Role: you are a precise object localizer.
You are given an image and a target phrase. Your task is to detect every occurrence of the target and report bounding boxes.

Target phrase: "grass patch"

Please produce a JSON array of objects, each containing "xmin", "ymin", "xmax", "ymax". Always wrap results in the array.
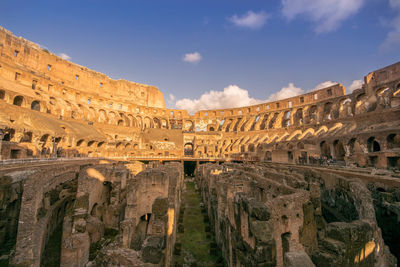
[{"xmin": 173, "ymin": 181, "xmax": 221, "ymax": 266}]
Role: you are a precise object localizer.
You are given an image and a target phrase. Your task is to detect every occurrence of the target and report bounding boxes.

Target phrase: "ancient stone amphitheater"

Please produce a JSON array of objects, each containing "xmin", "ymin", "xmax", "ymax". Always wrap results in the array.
[{"xmin": 0, "ymin": 26, "xmax": 399, "ymax": 267}]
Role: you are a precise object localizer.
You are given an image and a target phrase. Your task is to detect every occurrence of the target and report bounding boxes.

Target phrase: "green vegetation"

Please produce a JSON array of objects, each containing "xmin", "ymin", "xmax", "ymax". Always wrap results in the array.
[{"xmin": 173, "ymin": 181, "xmax": 221, "ymax": 266}]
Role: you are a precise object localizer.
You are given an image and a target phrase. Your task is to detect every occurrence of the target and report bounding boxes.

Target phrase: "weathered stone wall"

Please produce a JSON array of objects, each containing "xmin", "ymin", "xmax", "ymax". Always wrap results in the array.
[
  {"xmin": 196, "ymin": 162, "xmax": 398, "ymax": 267},
  {"xmin": 0, "ymin": 27, "xmax": 399, "ymax": 170}
]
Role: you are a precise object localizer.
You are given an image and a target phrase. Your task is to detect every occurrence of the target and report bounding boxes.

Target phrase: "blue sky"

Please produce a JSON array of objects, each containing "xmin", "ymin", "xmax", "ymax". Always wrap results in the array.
[{"xmin": 1, "ymin": 0, "xmax": 399, "ymax": 113}]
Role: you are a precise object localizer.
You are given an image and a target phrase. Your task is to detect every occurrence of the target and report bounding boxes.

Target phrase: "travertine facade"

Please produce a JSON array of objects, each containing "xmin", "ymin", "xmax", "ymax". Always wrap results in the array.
[{"xmin": 0, "ymin": 26, "xmax": 399, "ymax": 267}]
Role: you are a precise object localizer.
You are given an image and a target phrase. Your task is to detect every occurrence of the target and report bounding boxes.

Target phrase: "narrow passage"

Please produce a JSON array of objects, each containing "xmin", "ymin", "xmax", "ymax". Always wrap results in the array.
[{"xmin": 173, "ymin": 180, "xmax": 223, "ymax": 266}]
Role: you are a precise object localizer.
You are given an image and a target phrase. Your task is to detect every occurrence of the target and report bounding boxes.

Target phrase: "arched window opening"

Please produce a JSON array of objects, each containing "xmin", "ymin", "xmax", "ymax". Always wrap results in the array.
[
  {"xmin": 333, "ymin": 140, "xmax": 346, "ymax": 161},
  {"xmin": 20, "ymin": 132, "xmax": 32, "ymax": 143},
  {"xmin": 367, "ymin": 137, "xmax": 380, "ymax": 152},
  {"xmin": 320, "ymin": 141, "xmax": 331, "ymax": 158},
  {"xmin": 387, "ymin": 134, "xmax": 400, "ymax": 149},
  {"xmin": 184, "ymin": 143, "xmax": 194, "ymax": 156},
  {"xmin": 76, "ymin": 139, "xmax": 84, "ymax": 147},
  {"xmin": 31, "ymin": 100, "xmax": 40, "ymax": 111},
  {"xmin": 13, "ymin": 95, "xmax": 24, "ymax": 106}
]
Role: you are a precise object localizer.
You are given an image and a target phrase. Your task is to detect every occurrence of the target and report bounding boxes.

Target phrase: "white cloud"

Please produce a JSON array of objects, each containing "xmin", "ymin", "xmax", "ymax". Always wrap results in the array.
[
  {"xmin": 183, "ymin": 52, "xmax": 202, "ymax": 64},
  {"xmin": 281, "ymin": 0, "xmax": 365, "ymax": 33},
  {"xmin": 166, "ymin": 94, "xmax": 176, "ymax": 108},
  {"xmin": 347, "ymin": 79, "xmax": 363, "ymax": 93},
  {"xmin": 173, "ymin": 81, "xmax": 343, "ymax": 114},
  {"xmin": 380, "ymin": 0, "xmax": 400, "ymax": 51},
  {"xmin": 312, "ymin": 81, "xmax": 338, "ymax": 91},
  {"xmin": 175, "ymin": 85, "xmax": 264, "ymax": 114},
  {"xmin": 266, "ymin": 83, "xmax": 304, "ymax": 101},
  {"xmin": 59, "ymin": 53, "xmax": 71, "ymax": 60},
  {"xmin": 228, "ymin": 10, "xmax": 269, "ymax": 29}
]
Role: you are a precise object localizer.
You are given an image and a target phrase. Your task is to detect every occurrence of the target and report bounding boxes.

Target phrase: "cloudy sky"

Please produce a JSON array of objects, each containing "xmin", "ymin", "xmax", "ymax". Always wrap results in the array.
[{"xmin": 1, "ymin": 0, "xmax": 399, "ymax": 113}]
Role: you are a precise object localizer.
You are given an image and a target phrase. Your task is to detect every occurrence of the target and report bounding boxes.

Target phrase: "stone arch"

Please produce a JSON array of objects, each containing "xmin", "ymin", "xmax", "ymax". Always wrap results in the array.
[
  {"xmin": 98, "ymin": 109, "xmax": 107, "ymax": 123},
  {"xmin": 127, "ymin": 114, "xmax": 137, "ymax": 127},
  {"xmin": 184, "ymin": 143, "xmax": 194, "ymax": 156},
  {"xmin": 116, "ymin": 142, "xmax": 123, "ymax": 149},
  {"xmin": 376, "ymin": 87, "xmax": 391, "ymax": 109},
  {"xmin": 268, "ymin": 113, "xmax": 279, "ymax": 129},
  {"xmin": 391, "ymin": 83, "xmax": 400, "ymax": 108},
  {"xmin": 309, "ymin": 105, "xmax": 317, "ymax": 124},
  {"xmin": 333, "ymin": 140, "xmax": 345, "ymax": 160},
  {"xmin": 348, "ymin": 138, "xmax": 357, "ymax": 155},
  {"xmin": 76, "ymin": 139, "xmax": 85, "ymax": 147},
  {"xmin": 143, "ymin": 117, "xmax": 153, "ymax": 129},
  {"xmin": 297, "ymin": 142, "xmax": 304, "ymax": 149},
  {"xmin": 161, "ymin": 119, "xmax": 169, "ymax": 129},
  {"xmin": 88, "ymin": 107, "xmax": 96, "ymax": 121},
  {"xmin": 282, "ymin": 111, "xmax": 291, "ymax": 128},
  {"xmin": 13, "ymin": 95, "xmax": 24, "ymax": 106},
  {"xmin": 31, "ymin": 100, "xmax": 41, "ymax": 111},
  {"xmin": 97, "ymin": 142, "xmax": 105, "ymax": 148},
  {"xmin": 320, "ymin": 141, "xmax": 331, "ymax": 157},
  {"xmin": 153, "ymin": 117, "xmax": 161, "ymax": 128},
  {"xmin": 323, "ymin": 102, "xmax": 333, "ymax": 120},
  {"xmin": 339, "ymin": 98, "xmax": 352, "ymax": 118},
  {"xmin": 294, "ymin": 108, "xmax": 303, "ymax": 126},
  {"xmin": 387, "ymin": 133, "xmax": 400, "ymax": 149},
  {"xmin": 355, "ymin": 93, "xmax": 367, "ymax": 114},
  {"xmin": 136, "ymin": 116, "xmax": 143, "ymax": 129},
  {"xmin": 108, "ymin": 111, "xmax": 117, "ymax": 125},
  {"xmin": 0, "ymin": 89, "xmax": 6, "ymax": 101},
  {"xmin": 3, "ymin": 129, "xmax": 15, "ymax": 141},
  {"xmin": 87, "ymin": 140, "xmax": 96, "ymax": 147},
  {"xmin": 20, "ymin": 132, "xmax": 33, "ymax": 143},
  {"xmin": 367, "ymin": 136, "xmax": 380, "ymax": 152},
  {"xmin": 264, "ymin": 151, "xmax": 272, "ymax": 161}
]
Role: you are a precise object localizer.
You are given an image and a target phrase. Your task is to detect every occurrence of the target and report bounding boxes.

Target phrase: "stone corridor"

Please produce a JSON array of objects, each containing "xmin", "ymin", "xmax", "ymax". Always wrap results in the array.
[{"xmin": 173, "ymin": 180, "xmax": 223, "ymax": 266}]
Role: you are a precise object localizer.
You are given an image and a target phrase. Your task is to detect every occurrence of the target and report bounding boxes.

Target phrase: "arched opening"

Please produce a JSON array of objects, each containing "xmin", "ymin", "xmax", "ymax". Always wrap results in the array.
[
  {"xmin": 20, "ymin": 132, "xmax": 32, "ymax": 143},
  {"xmin": 0, "ymin": 90, "xmax": 5, "ymax": 100},
  {"xmin": 333, "ymin": 140, "xmax": 345, "ymax": 161},
  {"xmin": 13, "ymin": 95, "xmax": 24, "ymax": 106},
  {"xmin": 143, "ymin": 117, "xmax": 152, "ymax": 129},
  {"xmin": 367, "ymin": 137, "xmax": 380, "ymax": 152},
  {"xmin": 264, "ymin": 151, "xmax": 272, "ymax": 161},
  {"xmin": 76, "ymin": 139, "xmax": 85, "ymax": 147},
  {"xmin": 87, "ymin": 141, "xmax": 95, "ymax": 147},
  {"xmin": 294, "ymin": 109, "xmax": 303, "ymax": 126},
  {"xmin": 117, "ymin": 119, "xmax": 124, "ymax": 126},
  {"xmin": 387, "ymin": 134, "xmax": 400, "ymax": 149},
  {"xmin": 209, "ymin": 126, "xmax": 215, "ymax": 131},
  {"xmin": 268, "ymin": 113, "xmax": 278, "ymax": 129},
  {"xmin": 323, "ymin": 102, "xmax": 333, "ymax": 120},
  {"xmin": 116, "ymin": 142, "xmax": 123, "ymax": 149},
  {"xmin": 309, "ymin": 105, "xmax": 317, "ymax": 123},
  {"xmin": 3, "ymin": 129, "xmax": 15, "ymax": 141},
  {"xmin": 320, "ymin": 141, "xmax": 331, "ymax": 158},
  {"xmin": 348, "ymin": 138, "xmax": 356, "ymax": 155},
  {"xmin": 184, "ymin": 143, "xmax": 194, "ymax": 156},
  {"xmin": 98, "ymin": 110, "xmax": 107, "ymax": 123},
  {"xmin": 31, "ymin": 100, "xmax": 40, "ymax": 111},
  {"xmin": 282, "ymin": 111, "xmax": 291, "ymax": 128}
]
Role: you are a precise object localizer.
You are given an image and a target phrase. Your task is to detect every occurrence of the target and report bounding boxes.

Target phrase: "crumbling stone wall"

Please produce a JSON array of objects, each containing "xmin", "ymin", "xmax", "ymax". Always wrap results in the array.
[
  {"xmin": 0, "ymin": 26, "xmax": 399, "ymax": 170},
  {"xmin": 196, "ymin": 162, "xmax": 397, "ymax": 267}
]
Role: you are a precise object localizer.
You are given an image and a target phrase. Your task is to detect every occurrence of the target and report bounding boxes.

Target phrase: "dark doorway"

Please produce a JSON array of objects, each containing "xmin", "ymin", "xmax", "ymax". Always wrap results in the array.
[
  {"xmin": 184, "ymin": 161, "xmax": 196, "ymax": 177},
  {"xmin": 281, "ymin": 232, "xmax": 291, "ymax": 256}
]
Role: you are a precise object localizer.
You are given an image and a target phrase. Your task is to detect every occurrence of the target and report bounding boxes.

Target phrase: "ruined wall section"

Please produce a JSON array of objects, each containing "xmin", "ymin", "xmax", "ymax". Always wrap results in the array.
[
  {"xmin": 196, "ymin": 162, "xmax": 397, "ymax": 267},
  {"xmin": 0, "ymin": 26, "xmax": 165, "ymax": 108}
]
